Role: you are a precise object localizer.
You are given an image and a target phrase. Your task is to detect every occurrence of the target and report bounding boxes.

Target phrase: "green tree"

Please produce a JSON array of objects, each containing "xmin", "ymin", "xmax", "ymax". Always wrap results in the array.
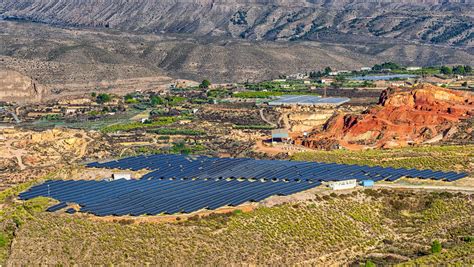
[
  {"xmin": 96, "ymin": 93, "xmax": 112, "ymax": 104},
  {"xmin": 150, "ymin": 95, "xmax": 164, "ymax": 106},
  {"xmin": 124, "ymin": 94, "xmax": 138, "ymax": 104},
  {"xmin": 431, "ymin": 240, "xmax": 442, "ymax": 254},
  {"xmin": 91, "ymin": 92, "xmax": 97, "ymax": 97},
  {"xmin": 309, "ymin": 71, "xmax": 323, "ymax": 79},
  {"xmin": 440, "ymin": 66, "xmax": 452, "ymax": 75},
  {"xmin": 381, "ymin": 62, "xmax": 400, "ymax": 70},
  {"xmin": 372, "ymin": 64, "xmax": 381, "ymax": 71},
  {"xmin": 199, "ymin": 79, "xmax": 211, "ymax": 89},
  {"xmin": 462, "ymin": 81, "xmax": 468, "ymax": 87},
  {"xmin": 452, "ymin": 65, "xmax": 466, "ymax": 75},
  {"xmin": 364, "ymin": 260, "xmax": 376, "ymax": 267},
  {"xmin": 464, "ymin": 65, "xmax": 472, "ymax": 73},
  {"xmin": 324, "ymin": 67, "xmax": 332, "ymax": 75}
]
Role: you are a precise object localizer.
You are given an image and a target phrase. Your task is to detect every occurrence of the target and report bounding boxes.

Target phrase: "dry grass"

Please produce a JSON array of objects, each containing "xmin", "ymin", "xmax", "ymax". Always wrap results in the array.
[{"xmin": 3, "ymin": 190, "xmax": 473, "ymax": 265}]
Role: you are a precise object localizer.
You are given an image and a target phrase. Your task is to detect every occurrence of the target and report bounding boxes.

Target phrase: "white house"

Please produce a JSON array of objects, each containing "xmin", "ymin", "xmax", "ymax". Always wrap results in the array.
[
  {"xmin": 327, "ymin": 179, "xmax": 357, "ymax": 190},
  {"xmin": 112, "ymin": 173, "xmax": 132, "ymax": 180}
]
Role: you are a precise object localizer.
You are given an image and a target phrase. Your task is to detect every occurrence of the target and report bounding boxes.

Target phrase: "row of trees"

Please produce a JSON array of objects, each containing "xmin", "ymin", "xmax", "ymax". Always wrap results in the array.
[
  {"xmin": 440, "ymin": 65, "xmax": 472, "ymax": 75},
  {"xmin": 372, "ymin": 62, "xmax": 401, "ymax": 71},
  {"xmin": 309, "ymin": 67, "xmax": 333, "ymax": 78}
]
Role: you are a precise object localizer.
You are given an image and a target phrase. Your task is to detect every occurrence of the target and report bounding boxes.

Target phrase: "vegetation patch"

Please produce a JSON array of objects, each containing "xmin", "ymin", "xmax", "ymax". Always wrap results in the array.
[
  {"xmin": 100, "ymin": 116, "xmax": 182, "ymax": 133},
  {"xmin": 3, "ymin": 191, "xmax": 472, "ymax": 265},
  {"xmin": 292, "ymin": 145, "xmax": 474, "ymax": 172}
]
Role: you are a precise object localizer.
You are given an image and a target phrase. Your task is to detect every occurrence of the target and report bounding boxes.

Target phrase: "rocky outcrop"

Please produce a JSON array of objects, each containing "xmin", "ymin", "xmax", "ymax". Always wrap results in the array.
[
  {"xmin": 0, "ymin": 70, "xmax": 45, "ymax": 103},
  {"xmin": 0, "ymin": 128, "xmax": 111, "ymax": 171},
  {"xmin": 295, "ymin": 84, "xmax": 474, "ymax": 150}
]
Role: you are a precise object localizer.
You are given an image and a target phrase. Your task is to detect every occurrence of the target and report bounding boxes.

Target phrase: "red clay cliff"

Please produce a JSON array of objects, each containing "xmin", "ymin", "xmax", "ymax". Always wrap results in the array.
[{"xmin": 295, "ymin": 84, "xmax": 474, "ymax": 150}]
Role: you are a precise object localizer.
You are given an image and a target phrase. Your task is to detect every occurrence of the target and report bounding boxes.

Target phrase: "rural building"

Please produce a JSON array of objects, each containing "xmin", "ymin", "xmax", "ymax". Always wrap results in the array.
[
  {"xmin": 329, "ymin": 70, "xmax": 351, "ymax": 75},
  {"xmin": 271, "ymin": 129, "xmax": 290, "ymax": 142},
  {"xmin": 320, "ymin": 78, "xmax": 334, "ymax": 84},
  {"xmin": 360, "ymin": 67, "xmax": 372, "ymax": 71},
  {"xmin": 390, "ymin": 82, "xmax": 407, "ymax": 87},
  {"xmin": 407, "ymin": 67, "xmax": 421, "ymax": 71},
  {"xmin": 288, "ymin": 73, "xmax": 308, "ymax": 80},
  {"xmin": 327, "ymin": 179, "xmax": 357, "ymax": 190}
]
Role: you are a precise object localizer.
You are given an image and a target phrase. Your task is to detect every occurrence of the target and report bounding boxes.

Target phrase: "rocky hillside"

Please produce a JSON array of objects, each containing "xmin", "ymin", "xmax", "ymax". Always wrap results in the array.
[
  {"xmin": 296, "ymin": 84, "xmax": 474, "ymax": 150},
  {"xmin": 1, "ymin": 0, "xmax": 473, "ymax": 47},
  {"xmin": 1, "ymin": 20, "xmax": 473, "ymax": 86},
  {"xmin": 0, "ymin": 70, "xmax": 44, "ymax": 103}
]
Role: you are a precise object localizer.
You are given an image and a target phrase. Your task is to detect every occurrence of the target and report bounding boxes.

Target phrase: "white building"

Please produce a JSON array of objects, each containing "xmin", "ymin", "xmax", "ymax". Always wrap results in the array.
[
  {"xmin": 327, "ymin": 179, "xmax": 357, "ymax": 190},
  {"xmin": 320, "ymin": 78, "xmax": 334, "ymax": 84},
  {"xmin": 112, "ymin": 173, "xmax": 132, "ymax": 180},
  {"xmin": 407, "ymin": 67, "xmax": 421, "ymax": 71},
  {"xmin": 360, "ymin": 67, "xmax": 372, "ymax": 71}
]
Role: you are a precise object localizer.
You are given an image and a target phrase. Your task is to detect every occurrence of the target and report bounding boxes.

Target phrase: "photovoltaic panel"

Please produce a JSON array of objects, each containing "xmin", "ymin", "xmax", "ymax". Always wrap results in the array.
[
  {"xmin": 19, "ymin": 178, "xmax": 322, "ymax": 216},
  {"xmin": 86, "ymin": 154, "xmax": 468, "ymax": 183},
  {"xmin": 19, "ymin": 155, "xmax": 468, "ymax": 217}
]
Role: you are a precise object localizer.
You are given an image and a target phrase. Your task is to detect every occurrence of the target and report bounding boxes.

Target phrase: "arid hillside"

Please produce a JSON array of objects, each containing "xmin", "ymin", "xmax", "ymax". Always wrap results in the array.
[
  {"xmin": 1, "ymin": 20, "xmax": 473, "ymax": 88},
  {"xmin": 296, "ymin": 84, "xmax": 474, "ymax": 150},
  {"xmin": 3, "ymin": 189, "xmax": 473, "ymax": 265},
  {"xmin": 1, "ymin": 0, "xmax": 472, "ymax": 47}
]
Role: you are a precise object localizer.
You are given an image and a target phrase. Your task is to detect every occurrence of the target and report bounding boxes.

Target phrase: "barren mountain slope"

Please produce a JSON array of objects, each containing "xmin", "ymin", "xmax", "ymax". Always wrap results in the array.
[
  {"xmin": 1, "ymin": 0, "xmax": 473, "ymax": 47},
  {"xmin": 1, "ymin": 20, "xmax": 473, "ymax": 88}
]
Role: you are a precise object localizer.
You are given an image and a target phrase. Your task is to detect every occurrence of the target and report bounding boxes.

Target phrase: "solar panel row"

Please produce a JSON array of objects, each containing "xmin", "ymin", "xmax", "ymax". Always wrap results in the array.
[
  {"xmin": 86, "ymin": 154, "xmax": 468, "ymax": 182},
  {"xmin": 19, "ymin": 178, "xmax": 321, "ymax": 216}
]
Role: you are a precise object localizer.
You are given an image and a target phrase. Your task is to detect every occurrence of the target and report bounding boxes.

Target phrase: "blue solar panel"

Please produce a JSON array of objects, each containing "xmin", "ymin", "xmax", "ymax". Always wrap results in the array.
[
  {"xmin": 20, "ymin": 177, "xmax": 323, "ymax": 216},
  {"xmin": 24, "ymin": 155, "xmax": 469, "ymax": 216}
]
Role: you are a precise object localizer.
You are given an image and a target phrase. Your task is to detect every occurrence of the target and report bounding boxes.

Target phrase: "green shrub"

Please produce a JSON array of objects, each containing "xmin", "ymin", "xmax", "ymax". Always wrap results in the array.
[
  {"xmin": 431, "ymin": 240, "xmax": 442, "ymax": 253},
  {"xmin": 100, "ymin": 116, "xmax": 180, "ymax": 133},
  {"xmin": 199, "ymin": 79, "xmax": 211, "ymax": 89},
  {"xmin": 232, "ymin": 210, "xmax": 243, "ymax": 215},
  {"xmin": 364, "ymin": 260, "xmax": 376, "ymax": 267},
  {"xmin": 0, "ymin": 233, "xmax": 7, "ymax": 248},
  {"xmin": 96, "ymin": 93, "xmax": 112, "ymax": 104}
]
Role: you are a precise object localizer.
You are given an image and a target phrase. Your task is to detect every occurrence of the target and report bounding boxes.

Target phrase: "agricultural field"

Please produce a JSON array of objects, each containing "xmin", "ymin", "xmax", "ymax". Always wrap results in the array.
[
  {"xmin": 0, "ymin": 187, "xmax": 472, "ymax": 265},
  {"xmin": 27, "ymin": 109, "xmax": 145, "ymax": 131}
]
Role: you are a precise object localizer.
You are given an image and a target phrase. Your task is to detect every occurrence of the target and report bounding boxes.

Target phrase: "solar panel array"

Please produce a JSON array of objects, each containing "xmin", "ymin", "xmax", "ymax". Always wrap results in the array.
[
  {"xmin": 19, "ymin": 178, "xmax": 320, "ymax": 216},
  {"xmin": 19, "ymin": 154, "xmax": 468, "ymax": 216},
  {"xmin": 87, "ymin": 154, "xmax": 468, "ymax": 182},
  {"xmin": 268, "ymin": 95, "xmax": 350, "ymax": 106}
]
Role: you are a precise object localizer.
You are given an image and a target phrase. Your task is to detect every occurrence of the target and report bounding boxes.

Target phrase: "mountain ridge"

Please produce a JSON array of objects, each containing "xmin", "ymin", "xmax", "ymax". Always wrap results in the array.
[{"xmin": 1, "ymin": 0, "xmax": 472, "ymax": 47}]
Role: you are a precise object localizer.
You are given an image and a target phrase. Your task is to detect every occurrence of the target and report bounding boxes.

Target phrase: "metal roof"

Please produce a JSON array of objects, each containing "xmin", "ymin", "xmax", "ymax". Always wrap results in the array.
[
  {"xmin": 271, "ymin": 129, "xmax": 289, "ymax": 139},
  {"xmin": 268, "ymin": 95, "xmax": 350, "ymax": 106}
]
